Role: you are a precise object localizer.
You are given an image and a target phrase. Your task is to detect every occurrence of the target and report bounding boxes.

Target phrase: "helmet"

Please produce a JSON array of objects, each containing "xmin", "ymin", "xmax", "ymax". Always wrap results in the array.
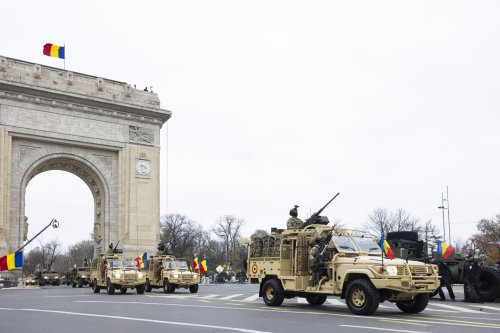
[{"xmin": 289, "ymin": 205, "xmax": 299, "ymax": 217}]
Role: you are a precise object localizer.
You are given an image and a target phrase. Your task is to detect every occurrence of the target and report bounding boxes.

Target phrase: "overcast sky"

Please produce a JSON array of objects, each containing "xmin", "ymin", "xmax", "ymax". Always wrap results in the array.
[{"xmin": 2, "ymin": 1, "xmax": 499, "ymax": 252}]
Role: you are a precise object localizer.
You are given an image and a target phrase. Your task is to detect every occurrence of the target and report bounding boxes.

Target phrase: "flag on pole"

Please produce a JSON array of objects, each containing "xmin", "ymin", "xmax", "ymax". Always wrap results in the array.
[
  {"xmin": 437, "ymin": 240, "xmax": 455, "ymax": 259},
  {"xmin": 192, "ymin": 257, "xmax": 199, "ymax": 272},
  {"xmin": 200, "ymin": 258, "xmax": 208, "ymax": 273},
  {"xmin": 43, "ymin": 43, "xmax": 65, "ymax": 59},
  {"xmin": 379, "ymin": 235, "xmax": 395, "ymax": 259},
  {"xmin": 134, "ymin": 252, "xmax": 147, "ymax": 269},
  {"xmin": 0, "ymin": 251, "xmax": 23, "ymax": 271}
]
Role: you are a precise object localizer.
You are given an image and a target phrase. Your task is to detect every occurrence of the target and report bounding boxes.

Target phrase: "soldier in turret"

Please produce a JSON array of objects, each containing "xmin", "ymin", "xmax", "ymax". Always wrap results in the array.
[
  {"xmin": 156, "ymin": 242, "xmax": 166, "ymax": 256},
  {"xmin": 287, "ymin": 205, "xmax": 303, "ymax": 229},
  {"xmin": 107, "ymin": 243, "xmax": 114, "ymax": 254}
]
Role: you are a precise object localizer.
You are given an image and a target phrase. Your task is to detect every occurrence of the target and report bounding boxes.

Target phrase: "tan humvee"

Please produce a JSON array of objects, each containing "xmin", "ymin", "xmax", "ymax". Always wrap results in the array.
[
  {"xmin": 67, "ymin": 267, "xmax": 92, "ymax": 288},
  {"xmin": 36, "ymin": 270, "xmax": 60, "ymax": 286},
  {"xmin": 247, "ymin": 225, "xmax": 440, "ymax": 315},
  {"xmin": 144, "ymin": 255, "xmax": 199, "ymax": 293},
  {"xmin": 90, "ymin": 254, "xmax": 146, "ymax": 295}
]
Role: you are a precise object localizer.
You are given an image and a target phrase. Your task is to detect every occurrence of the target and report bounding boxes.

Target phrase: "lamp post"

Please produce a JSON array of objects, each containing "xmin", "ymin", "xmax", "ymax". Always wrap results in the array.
[{"xmin": 438, "ymin": 193, "xmax": 447, "ymax": 242}]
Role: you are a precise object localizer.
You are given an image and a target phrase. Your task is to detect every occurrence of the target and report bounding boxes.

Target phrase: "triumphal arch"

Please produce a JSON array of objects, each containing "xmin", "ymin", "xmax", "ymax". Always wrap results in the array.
[{"xmin": 0, "ymin": 56, "xmax": 171, "ymax": 256}]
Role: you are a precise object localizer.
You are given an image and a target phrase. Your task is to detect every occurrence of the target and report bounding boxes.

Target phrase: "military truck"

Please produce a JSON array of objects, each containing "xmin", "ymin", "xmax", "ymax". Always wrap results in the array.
[
  {"xmin": 90, "ymin": 254, "xmax": 146, "ymax": 295},
  {"xmin": 144, "ymin": 255, "xmax": 199, "ymax": 293},
  {"xmin": 248, "ymin": 224, "xmax": 440, "ymax": 315},
  {"xmin": 66, "ymin": 266, "xmax": 92, "ymax": 288},
  {"xmin": 386, "ymin": 231, "xmax": 500, "ymax": 302},
  {"xmin": 36, "ymin": 270, "xmax": 60, "ymax": 286}
]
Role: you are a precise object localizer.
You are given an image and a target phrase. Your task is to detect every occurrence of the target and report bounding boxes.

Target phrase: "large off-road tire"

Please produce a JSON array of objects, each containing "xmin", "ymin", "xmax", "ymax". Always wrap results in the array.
[
  {"xmin": 262, "ymin": 279, "xmax": 284, "ymax": 306},
  {"xmin": 189, "ymin": 284, "xmax": 199, "ymax": 294},
  {"xmin": 72, "ymin": 281, "xmax": 76, "ymax": 288},
  {"xmin": 478, "ymin": 266, "xmax": 500, "ymax": 302},
  {"xmin": 386, "ymin": 231, "xmax": 419, "ymax": 241},
  {"xmin": 92, "ymin": 279, "xmax": 100, "ymax": 293},
  {"xmin": 56, "ymin": 280, "xmax": 60, "ymax": 286},
  {"xmin": 145, "ymin": 279, "xmax": 152, "ymax": 292},
  {"xmin": 120, "ymin": 287, "xmax": 127, "ymax": 294},
  {"xmin": 163, "ymin": 279, "xmax": 175, "ymax": 293},
  {"xmin": 345, "ymin": 279, "xmax": 380, "ymax": 315},
  {"xmin": 106, "ymin": 278, "xmax": 115, "ymax": 295},
  {"xmin": 78, "ymin": 278, "xmax": 83, "ymax": 288},
  {"xmin": 396, "ymin": 294, "xmax": 429, "ymax": 313},
  {"xmin": 39, "ymin": 281, "xmax": 45, "ymax": 287},
  {"xmin": 306, "ymin": 294, "xmax": 328, "ymax": 306},
  {"xmin": 136, "ymin": 284, "xmax": 145, "ymax": 294}
]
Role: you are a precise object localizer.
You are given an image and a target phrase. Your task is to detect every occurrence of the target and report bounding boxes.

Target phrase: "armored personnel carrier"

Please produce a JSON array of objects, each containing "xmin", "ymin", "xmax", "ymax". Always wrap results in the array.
[
  {"xmin": 90, "ymin": 254, "xmax": 146, "ymax": 295},
  {"xmin": 144, "ymin": 255, "xmax": 199, "ymax": 293}
]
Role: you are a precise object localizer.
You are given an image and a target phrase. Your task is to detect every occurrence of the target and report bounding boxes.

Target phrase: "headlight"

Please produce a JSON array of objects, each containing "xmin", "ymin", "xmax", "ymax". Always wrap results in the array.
[
  {"xmin": 138, "ymin": 272, "xmax": 143, "ymax": 278},
  {"xmin": 55, "ymin": 277, "xmax": 59, "ymax": 279},
  {"xmin": 114, "ymin": 272, "xmax": 121, "ymax": 279},
  {"xmin": 44, "ymin": 276, "xmax": 48, "ymax": 279},
  {"xmin": 173, "ymin": 274, "xmax": 179, "ymax": 279},
  {"xmin": 81, "ymin": 275, "xmax": 86, "ymax": 278},
  {"xmin": 386, "ymin": 266, "xmax": 398, "ymax": 276},
  {"xmin": 193, "ymin": 274, "xmax": 199, "ymax": 279},
  {"xmin": 371, "ymin": 265, "xmax": 385, "ymax": 274}
]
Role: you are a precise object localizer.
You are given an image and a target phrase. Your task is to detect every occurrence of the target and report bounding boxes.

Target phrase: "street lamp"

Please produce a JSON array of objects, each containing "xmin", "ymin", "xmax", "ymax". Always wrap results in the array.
[{"xmin": 438, "ymin": 193, "xmax": 447, "ymax": 242}]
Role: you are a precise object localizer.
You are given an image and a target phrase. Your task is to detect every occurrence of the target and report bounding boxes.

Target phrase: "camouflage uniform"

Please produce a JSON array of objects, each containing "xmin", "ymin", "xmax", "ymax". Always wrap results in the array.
[
  {"xmin": 287, "ymin": 217, "xmax": 303, "ymax": 229},
  {"xmin": 308, "ymin": 241, "xmax": 322, "ymax": 286}
]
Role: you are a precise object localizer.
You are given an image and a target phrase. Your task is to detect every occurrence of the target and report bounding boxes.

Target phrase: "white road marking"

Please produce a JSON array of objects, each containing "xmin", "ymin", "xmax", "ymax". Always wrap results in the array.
[
  {"xmin": 340, "ymin": 325, "xmax": 427, "ymax": 333},
  {"xmin": 220, "ymin": 293, "xmax": 245, "ymax": 300},
  {"xmin": 469, "ymin": 305, "xmax": 500, "ymax": 312},
  {"xmin": 242, "ymin": 294, "xmax": 260, "ymax": 302},
  {"xmin": 199, "ymin": 294, "xmax": 219, "ymax": 299},
  {"xmin": 0, "ymin": 307, "xmax": 271, "ymax": 333},
  {"xmin": 428, "ymin": 303, "xmax": 488, "ymax": 314},
  {"xmin": 327, "ymin": 298, "xmax": 345, "ymax": 306},
  {"xmin": 73, "ymin": 301, "xmax": 500, "ymax": 329}
]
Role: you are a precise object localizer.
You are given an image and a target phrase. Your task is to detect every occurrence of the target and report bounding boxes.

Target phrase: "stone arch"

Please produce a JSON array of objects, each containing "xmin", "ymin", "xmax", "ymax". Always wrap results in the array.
[{"xmin": 17, "ymin": 153, "xmax": 111, "ymax": 254}]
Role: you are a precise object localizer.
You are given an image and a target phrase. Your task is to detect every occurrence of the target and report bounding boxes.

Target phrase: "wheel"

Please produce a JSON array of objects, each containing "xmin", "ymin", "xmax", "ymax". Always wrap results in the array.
[
  {"xmin": 189, "ymin": 284, "xmax": 199, "ymax": 293},
  {"xmin": 56, "ymin": 281, "xmax": 60, "ymax": 286},
  {"xmin": 136, "ymin": 284, "xmax": 145, "ymax": 294},
  {"xmin": 78, "ymin": 278, "xmax": 83, "ymax": 288},
  {"xmin": 39, "ymin": 281, "xmax": 45, "ymax": 287},
  {"xmin": 145, "ymin": 279, "xmax": 152, "ymax": 292},
  {"xmin": 92, "ymin": 279, "xmax": 100, "ymax": 293},
  {"xmin": 306, "ymin": 294, "xmax": 327, "ymax": 306},
  {"xmin": 396, "ymin": 294, "xmax": 429, "ymax": 313},
  {"xmin": 345, "ymin": 279, "xmax": 380, "ymax": 315},
  {"xmin": 163, "ymin": 279, "xmax": 175, "ymax": 293},
  {"xmin": 106, "ymin": 278, "xmax": 115, "ymax": 295},
  {"xmin": 262, "ymin": 279, "xmax": 284, "ymax": 306},
  {"xmin": 478, "ymin": 266, "xmax": 500, "ymax": 302},
  {"xmin": 120, "ymin": 288, "xmax": 127, "ymax": 294},
  {"xmin": 72, "ymin": 282, "xmax": 76, "ymax": 288}
]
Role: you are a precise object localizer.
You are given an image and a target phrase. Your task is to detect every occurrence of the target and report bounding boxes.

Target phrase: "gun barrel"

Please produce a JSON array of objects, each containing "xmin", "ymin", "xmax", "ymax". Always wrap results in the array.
[{"xmin": 316, "ymin": 192, "xmax": 340, "ymax": 216}]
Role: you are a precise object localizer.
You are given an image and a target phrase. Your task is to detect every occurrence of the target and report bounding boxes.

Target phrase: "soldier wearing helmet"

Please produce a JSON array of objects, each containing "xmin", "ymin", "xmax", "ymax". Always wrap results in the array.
[
  {"xmin": 156, "ymin": 242, "xmax": 166, "ymax": 255},
  {"xmin": 287, "ymin": 205, "xmax": 303, "ymax": 229}
]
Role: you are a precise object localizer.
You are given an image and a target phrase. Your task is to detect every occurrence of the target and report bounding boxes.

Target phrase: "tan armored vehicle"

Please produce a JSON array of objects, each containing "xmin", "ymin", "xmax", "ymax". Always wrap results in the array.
[
  {"xmin": 67, "ymin": 266, "xmax": 92, "ymax": 288},
  {"xmin": 248, "ymin": 223, "xmax": 440, "ymax": 315},
  {"xmin": 36, "ymin": 270, "xmax": 60, "ymax": 286},
  {"xmin": 90, "ymin": 254, "xmax": 146, "ymax": 294},
  {"xmin": 144, "ymin": 255, "xmax": 199, "ymax": 293}
]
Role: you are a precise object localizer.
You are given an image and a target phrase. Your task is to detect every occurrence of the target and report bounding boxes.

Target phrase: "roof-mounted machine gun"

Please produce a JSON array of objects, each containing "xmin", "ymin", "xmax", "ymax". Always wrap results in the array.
[{"xmin": 299, "ymin": 192, "xmax": 340, "ymax": 229}]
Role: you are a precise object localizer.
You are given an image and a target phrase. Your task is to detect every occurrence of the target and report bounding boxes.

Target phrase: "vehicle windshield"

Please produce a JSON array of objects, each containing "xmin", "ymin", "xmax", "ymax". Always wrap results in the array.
[
  {"xmin": 332, "ymin": 235, "xmax": 358, "ymax": 252},
  {"xmin": 353, "ymin": 236, "xmax": 382, "ymax": 254},
  {"xmin": 77, "ymin": 268, "xmax": 90, "ymax": 272},
  {"xmin": 108, "ymin": 259, "xmax": 136, "ymax": 268},
  {"xmin": 164, "ymin": 260, "xmax": 188, "ymax": 270}
]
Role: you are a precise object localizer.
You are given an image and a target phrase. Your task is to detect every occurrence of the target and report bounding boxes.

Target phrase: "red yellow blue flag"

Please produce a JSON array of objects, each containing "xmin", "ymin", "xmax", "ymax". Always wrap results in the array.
[
  {"xmin": 380, "ymin": 235, "xmax": 395, "ymax": 259},
  {"xmin": 0, "ymin": 251, "xmax": 23, "ymax": 271},
  {"xmin": 43, "ymin": 43, "xmax": 65, "ymax": 59},
  {"xmin": 437, "ymin": 240, "xmax": 455, "ymax": 259}
]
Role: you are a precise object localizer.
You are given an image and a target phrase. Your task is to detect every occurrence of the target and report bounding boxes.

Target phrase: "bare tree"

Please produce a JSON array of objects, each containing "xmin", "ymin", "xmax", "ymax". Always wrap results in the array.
[
  {"xmin": 250, "ymin": 229, "xmax": 268, "ymax": 240},
  {"xmin": 68, "ymin": 239, "xmax": 94, "ymax": 266},
  {"xmin": 160, "ymin": 213, "xmax": 205, "ymax": 258},
  {"xmin": 420, "ymin": 219, "xmax": 442, "ymax": 255},
  {"xmin": 212, "ymin": 215, "xmax": 245, "ymax": 267},
  {"xmin": 390, "ymin": 208, "xmax": 420, "ymax": 233},
  {"xmin": 364, "ymin": 208, "xmax": 391, "ymax": 237}
]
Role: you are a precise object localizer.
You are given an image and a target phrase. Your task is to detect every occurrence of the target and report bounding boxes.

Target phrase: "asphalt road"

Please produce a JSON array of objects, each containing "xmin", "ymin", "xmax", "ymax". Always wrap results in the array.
[{"xmin": 0, "ymin": 283, "xmax": 499, "ymax": 333}]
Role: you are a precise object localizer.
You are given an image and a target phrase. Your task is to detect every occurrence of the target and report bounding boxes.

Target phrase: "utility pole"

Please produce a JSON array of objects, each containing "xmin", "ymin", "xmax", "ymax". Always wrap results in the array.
[
  {"xmin": 446, "ymin": 186, "xmax": 451, "ymax": 244},
  {"xmin": 438, "ymin": 193, "xmax": 446, "ymax": 242}
]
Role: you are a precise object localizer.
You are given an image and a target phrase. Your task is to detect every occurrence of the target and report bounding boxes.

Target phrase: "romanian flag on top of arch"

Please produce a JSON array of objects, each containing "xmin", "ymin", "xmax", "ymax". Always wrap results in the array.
[
  {"xmin": 0, "ymin": 251, "xmax": 23, "ymax": 271},
  {"xmin": 437, "ymin": 240, "xmax": 455, "ymax": 260},
  {"xmin": 43, "ymin": 43, "xmax": 65, "ymax": 59},
  {"xmin": 379, "ymin": 235, "xmax": 395, "ymax": 259}
]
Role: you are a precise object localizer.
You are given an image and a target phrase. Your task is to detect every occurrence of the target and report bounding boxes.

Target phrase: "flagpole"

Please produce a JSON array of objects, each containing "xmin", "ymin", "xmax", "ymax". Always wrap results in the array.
[{"xmin": 63, "ymin": 43, "xmax": 66, "ymax": 70}]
